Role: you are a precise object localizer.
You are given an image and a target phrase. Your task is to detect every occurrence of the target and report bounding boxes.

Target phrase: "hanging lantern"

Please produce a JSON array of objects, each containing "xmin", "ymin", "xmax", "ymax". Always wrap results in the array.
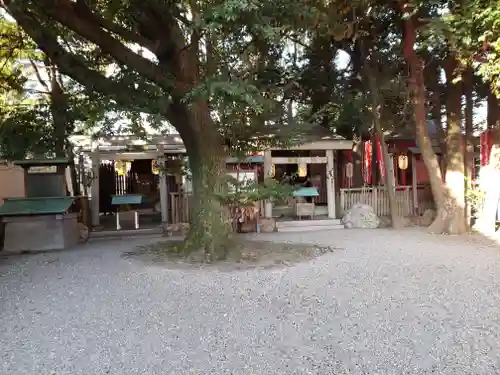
[
  {"xmin": 271, "ymin": 164, "xmax": 276, "ymax": 177},
  {"xmin": 398, "ymin": 154, "xmax": 409, "ymax": 170},
  {"xmin": 115, "ymin": 160, "xmax": 129, "ymax": 176},
  {"xmin": 298, "ymin": 162, "xmax": 307, "ymax": 177},
  {"xmin": 345, "ymin": 162, "xmax": 354, "ymax": 178},
  {"xmin": 152, "ymin": 159, "xmax": 159, "ymax": 175}
]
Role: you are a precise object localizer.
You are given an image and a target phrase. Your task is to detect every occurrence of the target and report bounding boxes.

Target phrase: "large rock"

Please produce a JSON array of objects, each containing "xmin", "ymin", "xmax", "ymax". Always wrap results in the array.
[
  {"xmin": 418, "ymin": 209, "xmax": 436, "ymax": 227},
  {"xmin": 341, "ymin": 204, "xmax": 380, "ymax": 229},
  {"xmin": 259, "ymin": 218, "xmax": 276, "ymax": 233}
]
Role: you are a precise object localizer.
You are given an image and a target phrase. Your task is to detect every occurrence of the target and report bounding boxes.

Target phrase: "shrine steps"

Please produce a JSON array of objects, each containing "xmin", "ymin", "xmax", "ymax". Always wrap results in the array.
[{"xmin": 276, "ymin": 219, "xmax": 344, "ymax": 233}]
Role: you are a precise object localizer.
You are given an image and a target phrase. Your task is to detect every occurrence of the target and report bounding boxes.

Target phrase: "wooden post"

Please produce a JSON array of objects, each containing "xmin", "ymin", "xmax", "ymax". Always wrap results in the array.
[
  {"xmin": 326, "ymin": 149, "xmax": 335, "ymax": 218},
  {"xmin": 116, "ymin": 211, "xmax": 121, "ymax": 230},
  {"xmin": 412, "ymin": 154, "xmax": 418, "ymax": 214},
  {"xmin": 157, "ymin": 144, "xmax": 168, "ymax": 225},
  {"xmin": 90, "ymin": 142, "xmax": 100, "ymax": 227},
  {"xmin": 340, "ymin": 189, "xmax": 345, "ymax": 215},
  {"xmin": 78, "ymin": 150, "xmax": 86, "ymax": 196},
  {"xmin": 263, "ymin": 150, "xmax": 273, "ymax": 218}
]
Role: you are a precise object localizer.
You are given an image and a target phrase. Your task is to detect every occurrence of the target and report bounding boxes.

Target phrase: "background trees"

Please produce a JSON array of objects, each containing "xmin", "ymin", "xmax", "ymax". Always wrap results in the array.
[{"xmin": 2, "ymin": 0, "xmax": 500, "ymax": 251}]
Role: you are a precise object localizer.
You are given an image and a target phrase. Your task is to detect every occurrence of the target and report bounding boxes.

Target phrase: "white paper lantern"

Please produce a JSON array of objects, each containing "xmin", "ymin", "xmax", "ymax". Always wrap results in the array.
[{"xmin": 398, "ymin": 155, "xmax": 409, "ymax": 170}]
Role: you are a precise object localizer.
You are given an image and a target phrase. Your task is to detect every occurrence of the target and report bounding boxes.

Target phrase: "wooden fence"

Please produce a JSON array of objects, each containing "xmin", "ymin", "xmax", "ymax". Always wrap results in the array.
[
  {"xmin": 339, "ymin": 185, "xmax": 434, "ymax": 217},
  {"xmin": 170, "ymin": 192, "xmax": 191, "ymax": 224},
  {"xmin": 169, "ymin": 186, "xmax": 435, "ymax": 224}
]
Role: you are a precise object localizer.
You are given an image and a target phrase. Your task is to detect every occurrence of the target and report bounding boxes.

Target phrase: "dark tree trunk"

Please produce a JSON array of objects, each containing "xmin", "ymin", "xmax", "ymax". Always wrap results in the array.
[
  {"xmin": 464, "ymin": 67, "xmax": 474, "ymax": 225},
  {"xmin": 49, "ymin": 67, "xmax": 69, "ymax": 158},
  {"xmin": 398, "ymin": 2, "xmax": 453, "ymax": 233},
  {"xmin": 408, "ymin": 56, "xmax": 448, "ymax": 229},
  {"xmin": 368, "ymin": 70, "xmax": 402, "ymax": 228},
  {"xmin": 171, "ymin": 100, "xmax": 233, "ymax": 259},
  {"xmin": 49, "ymin": 66, "xmax": 80, "ymax": 194},
  {"xmin": 424, "ymin": 56, "xmax": 446, "ymax": 172},
  {"xmin": 308, "ymin": 33, "xmax": 336, "ymax": 129}
]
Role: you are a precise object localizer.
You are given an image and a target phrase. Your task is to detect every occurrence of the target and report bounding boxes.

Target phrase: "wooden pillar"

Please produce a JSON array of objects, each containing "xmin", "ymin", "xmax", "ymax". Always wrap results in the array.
[
  {"xmin": 158, "ymin": 145, "xmax": 169, "ymax": 225},
  {"xmin": 263, "ymin": 150, "xmax": 273, "ymax": 218},
  {"xmin": 326, "ymin": 149, "xmax": 336, "ymax": 218},
  {"xmin": 412, "ymin": 154, "xmax": 418, "ymax": 214},
  {"xmin": 90, "ymin": 143, "xmax": 100, "ymax": 227},
  {"xmin": 393, "ymin": 156, "xmax": 399, "ymax": 186},
  {"xmin": 78, "ymin": 150, "xmax": 87, "ymax": 196}
]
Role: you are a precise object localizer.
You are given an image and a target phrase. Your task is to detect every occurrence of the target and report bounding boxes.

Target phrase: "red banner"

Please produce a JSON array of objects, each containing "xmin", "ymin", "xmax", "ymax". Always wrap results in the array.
[
  {"xmin": 375, "ymin": 135, "xmax": 385, "ymax": 182},
  {"xmin": 481, "ymin": 131, "xmax": 487, "ymax": 166},
  {"xmin": 362, "ymin": 141, "xmax": 373, "ymax": 185},
  {"xmin": 346, "ymin": 150, "xmax": 353, "ymax": 162},
  {"xmin": 481, "ymin": 129, "xmax": 494, "ymax": 166}
]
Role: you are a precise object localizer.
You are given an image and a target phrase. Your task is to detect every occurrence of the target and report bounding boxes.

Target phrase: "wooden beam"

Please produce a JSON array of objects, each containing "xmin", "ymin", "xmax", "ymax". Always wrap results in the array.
[
  {"xmin": 268, "ymin": 140, "xmax": 353, "ymax": 151},
  {"xmin": 272, "ymin": 156, "xmax": 327, "ymax": 164}
]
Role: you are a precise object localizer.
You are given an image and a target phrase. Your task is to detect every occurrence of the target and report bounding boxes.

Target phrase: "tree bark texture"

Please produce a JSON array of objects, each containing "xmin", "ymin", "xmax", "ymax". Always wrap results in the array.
[
  {"xmin": 464, "ymin": 67, "xmax": 474, "ymax": 225},
  {"xmin": 423, "ymin": 55, "xmax": 446, "ymax": 172},
  {"xmin": 170, "ymin": 100, "xmax": 233, "ymax": 259},
  {"xmin": 399, "ymin": 2, "xmax": 457, "ymax": 233},
  {"xmin": 368, "ymin": 74, "xmax": 402, "ymax": 228},
  {"xmin": 440, "ymin": 57, "xmax": 467, "ymax": 234}
]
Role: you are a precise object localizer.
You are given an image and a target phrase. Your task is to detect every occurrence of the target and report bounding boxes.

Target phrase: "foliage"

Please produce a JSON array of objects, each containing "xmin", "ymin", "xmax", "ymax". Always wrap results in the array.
[
  {"xmin": 219, "ymin": 176, "xmax": 296, "ymax": 207},
  {"xmin": 430, "ymin": 0, "xmax": 500, "ymax": 95},
  {"xmin": 218, "ymin": 174, "xmax": 295, "ymax": 230},
  {"xmin": 465, "ymin": 178, "xmax": 485, "ymax": 217}
]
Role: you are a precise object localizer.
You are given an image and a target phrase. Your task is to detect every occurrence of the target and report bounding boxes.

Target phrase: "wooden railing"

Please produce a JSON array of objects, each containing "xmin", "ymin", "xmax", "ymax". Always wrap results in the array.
[
  {"xmin": 339, "ymin": 186, "xmax": 434, "ymax": 217},
  {"xmin": 170, "ymin": 186, "xmax": 435, "ymax": 224},
  {"xmin": 170, "ymin": 192, "xmax": 191, "ymax": 224}
]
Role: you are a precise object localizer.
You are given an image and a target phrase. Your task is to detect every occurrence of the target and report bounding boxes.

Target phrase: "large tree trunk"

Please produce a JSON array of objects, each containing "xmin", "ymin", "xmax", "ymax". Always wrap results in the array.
[
  {"xmin": 424, "ymin": 55, "xmax": 446, "ymax": 172},
  {"xmin": 440, "ymin": 57, "xmax": 467, "ymax": 234},
  {"xmin": 464, "ymin": 67, "xmax": 474, "ymax": 225},
  {"xmin": 400, "ymin": 3, "xmax": 470, "ymax": 234},
  {"xmin": 399, "ymin": 5, "xmax": 453, "ymax": 233},
  {"xmin": 368, "ymin": 73, "xmax": 402, "ymax": 228},
  {"xmin": 407, "ymin": 56, "xmax": 448, "ymax": 230},
  {"xmin": 172, "ymin": 101, "xmax": 233, "ymax": 260}
]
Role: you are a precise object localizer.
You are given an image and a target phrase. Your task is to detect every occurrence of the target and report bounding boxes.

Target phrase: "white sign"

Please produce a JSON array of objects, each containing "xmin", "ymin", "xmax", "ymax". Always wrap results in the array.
[{"xmin": 28, "ymin": 166, "xmax": 57, "ymax": 174}]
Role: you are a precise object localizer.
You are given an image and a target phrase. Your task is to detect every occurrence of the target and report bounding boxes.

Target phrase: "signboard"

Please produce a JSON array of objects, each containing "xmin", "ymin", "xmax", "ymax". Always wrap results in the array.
[{"xmin": 28, "ymin": 166, "xmax": 57, "ymax": 174}]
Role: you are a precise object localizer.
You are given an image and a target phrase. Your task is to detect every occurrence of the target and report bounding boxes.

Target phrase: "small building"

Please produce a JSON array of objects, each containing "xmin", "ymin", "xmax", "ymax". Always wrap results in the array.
[
  {"xmin": 0, "ymin": 163, "xmax": 25, "ymax": 206},
  {"xmin": 70, "ymin": 128, "xmax": 354, "ymax": 229}
]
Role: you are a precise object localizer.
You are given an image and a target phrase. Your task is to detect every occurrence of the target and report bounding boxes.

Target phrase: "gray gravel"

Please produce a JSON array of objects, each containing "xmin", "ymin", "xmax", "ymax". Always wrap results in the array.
[{"xmin": 2, "ymin": 229, "xmax": 500, "ymax": 374}]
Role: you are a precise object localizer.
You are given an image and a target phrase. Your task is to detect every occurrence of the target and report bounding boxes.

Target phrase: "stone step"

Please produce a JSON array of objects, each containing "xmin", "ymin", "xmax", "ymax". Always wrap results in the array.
[
  {"xmin": 277, "ymin": 224, "xmax": 345, "ymax": 233},
  {"xmin": 276, "ymin": 219, "xmax": 342, "ymax": 228},
  {"xmin": 276, "ymin": 219, "xmax": 344, "ymax": 233}
]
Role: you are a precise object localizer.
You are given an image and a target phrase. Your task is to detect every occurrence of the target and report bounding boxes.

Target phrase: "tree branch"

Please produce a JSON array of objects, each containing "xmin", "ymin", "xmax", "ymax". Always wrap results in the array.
[
  {"xmin": 7, "ymin": 7, "xmax": 171, "ymax": 116},
  {"xmin": 74, "ymin": 0, "xmax": 157, "ymax": 51},
  {"xmin": 37, "ymin": 0, "xmax": 176, "ymax": 92}
]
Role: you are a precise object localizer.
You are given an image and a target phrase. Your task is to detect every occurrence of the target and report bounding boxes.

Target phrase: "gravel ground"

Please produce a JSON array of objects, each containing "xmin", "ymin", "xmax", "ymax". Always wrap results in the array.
[{"xmin": 2, "ymin": 228, "xmax": 500, "ymax": 374}]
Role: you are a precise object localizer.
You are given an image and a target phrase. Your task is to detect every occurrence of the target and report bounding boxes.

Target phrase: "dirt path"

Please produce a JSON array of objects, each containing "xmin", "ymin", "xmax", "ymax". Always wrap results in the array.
[{"xmin": 1, "ymin": 229, "xmax": 500, "ymax": 374}]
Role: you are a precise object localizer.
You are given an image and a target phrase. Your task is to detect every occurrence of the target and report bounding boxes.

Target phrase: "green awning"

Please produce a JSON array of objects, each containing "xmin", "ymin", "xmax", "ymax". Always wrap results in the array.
[
  {"xmin": 14, "ymin": 158, "xmax": 73, "ymax": 167},
  {"xmin": 293, "ymin": 187, "xmax": 319, "ymax": 197},
  {"xmin": 226, "ymin": 156, "xmax": 264, "ymax": 164},
  {"xmin": 111, "ymin": 194, "xmax": 143, "ymax": 205},
  {"xmin": 0, "ymin": 196, "xmax": 76, "ymax": 216}
]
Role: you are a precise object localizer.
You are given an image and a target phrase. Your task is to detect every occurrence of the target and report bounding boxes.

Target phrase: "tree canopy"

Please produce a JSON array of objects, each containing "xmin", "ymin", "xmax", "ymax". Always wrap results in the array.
[{"xmin": 3, "ymin": 0, "xmax": 500, "ymax": 252}]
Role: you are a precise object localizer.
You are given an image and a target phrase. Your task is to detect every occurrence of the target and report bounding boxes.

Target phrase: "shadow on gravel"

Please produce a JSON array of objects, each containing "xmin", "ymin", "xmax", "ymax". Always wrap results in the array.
[{"xmin": 123, "ymin": 239, "xmax": 345, "ymax": 271}]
